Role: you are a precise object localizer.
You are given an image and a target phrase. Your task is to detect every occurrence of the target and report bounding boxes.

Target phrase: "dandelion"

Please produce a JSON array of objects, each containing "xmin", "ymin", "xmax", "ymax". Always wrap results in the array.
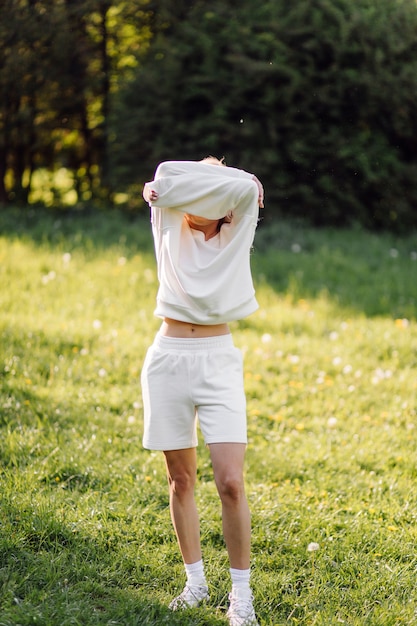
[
  {"xmin": 372, "ymin": 368, "xmax": 393, "ymax": 384},
  {"xmin": 329, "ymin": 331, "xmax": 339, "ymax": 341},
  {"xmin": 291, "ymin": 243, "xmax": 302, "ymax": 253},
  {"xmin": 42, "ymin": 270, "xmax": 56, "ymax": 284},
  {"xmin": 389, "ymin": 248, "xmax": 399, "ymax": 258},
  {"xmin": 62, "ymin": 252, "xmax": 71, "ymax": 264},
  {"xmin": 261, "ymin": 333, "xmax": 272, "ymax": 344},
  {"xmin": 92, "ymin": 319, "xmax": 102, "ymax": 329},
  {"xmin": 307, "ymin": 542, "xmax": 320, "ymax": 574},
  {"xmin": 118, "ymin": 256, "xmax": 127, "ymax": 266},
  {"xmin": 411, "ymin": 251, "xmax": 417, "ymax": 261},
  {"xmin": 327, "ymin": 417, "xmax": 338, "ymax": 428},
  {"xmin": 98, "ymin": 368, "xmax": 107, "ymax": 377}
]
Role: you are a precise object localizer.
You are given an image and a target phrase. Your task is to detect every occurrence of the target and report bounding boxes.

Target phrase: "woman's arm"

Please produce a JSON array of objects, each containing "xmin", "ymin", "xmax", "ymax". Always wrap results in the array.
[
  {"xmin": 144, "ymin": 172, "xmax": 258, "ymax": 221},
  {"xmin": 154, "ymin": 160, "xmax": 253, "ymax": 181},
  {"xmin": 251, "ymin": 174, "xmax": 264, "ymax": 209},
  {"xmin": 143, "ymin": 160, "xmax": 264, "ymax": 215}
]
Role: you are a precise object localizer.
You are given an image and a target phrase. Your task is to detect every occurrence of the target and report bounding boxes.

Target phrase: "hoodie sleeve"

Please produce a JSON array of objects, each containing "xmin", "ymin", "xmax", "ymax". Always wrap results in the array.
[
  {"xmin": 154, "ymin": 160, "xmax": 253, "ymax": 181},
  {"xmin": 147, "ymin": 161, "xmax": 258, "ymax": 221}
]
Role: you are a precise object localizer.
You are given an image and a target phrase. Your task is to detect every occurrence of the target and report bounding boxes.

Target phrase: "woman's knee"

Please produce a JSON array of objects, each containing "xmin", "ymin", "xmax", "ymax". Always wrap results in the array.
[
  {"xmin": 171, "ymin": 471, "xmax": 195, "ymax": 496},
  {"xmin": 164, "ymin": 449, "xmax": 197, "ymax": 498},
  {"xmin": 216, "ymin": 473, "xmax": 245, "ymax": 503},
  {"xmin": 166, "ymin": 463, "xmax": 196, "ymax": 498}
]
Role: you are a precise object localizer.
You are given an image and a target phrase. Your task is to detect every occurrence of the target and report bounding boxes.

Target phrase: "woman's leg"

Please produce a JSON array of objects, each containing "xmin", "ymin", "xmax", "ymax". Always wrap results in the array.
[
  {"xmin": 210, "ymin": 443, "xmax": 258, "ymax": 624},
  {"xmin": 208, "ymin": 443, "xmax": 251, "ymax": 569},
  {"xmin": 164, "ymin": 447, "xmax": 202, "ymax": 564}
]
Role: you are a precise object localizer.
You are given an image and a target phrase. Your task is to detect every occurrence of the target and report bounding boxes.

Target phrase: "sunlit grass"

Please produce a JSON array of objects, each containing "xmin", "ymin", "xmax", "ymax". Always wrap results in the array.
[{"xmin": 1, "ymin": 208, "xmax": 417, "ymax": 625}]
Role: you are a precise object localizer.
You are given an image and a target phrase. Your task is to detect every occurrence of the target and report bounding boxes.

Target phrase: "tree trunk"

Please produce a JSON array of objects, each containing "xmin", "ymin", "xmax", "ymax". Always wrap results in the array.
[
  {"xmin": 0, "ymin": 151, "xmax": 8, "ymax": 204},
  {"xmin": 98, "ymin": 0, "xmax": 111, "ymax": 199}
]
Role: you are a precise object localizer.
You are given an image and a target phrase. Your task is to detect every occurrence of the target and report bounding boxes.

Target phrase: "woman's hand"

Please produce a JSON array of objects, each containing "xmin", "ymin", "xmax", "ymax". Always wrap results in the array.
[
  {"xmin": 252, "ymin": 175, "xmax": 264, "ymax": 208},
  {"xmin": 143, "ymin": 183, "xmax": 159, "ymax": 204}
]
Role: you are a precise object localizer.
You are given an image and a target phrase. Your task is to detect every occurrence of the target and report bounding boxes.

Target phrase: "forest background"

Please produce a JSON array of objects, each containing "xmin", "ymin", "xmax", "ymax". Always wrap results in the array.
[
  {"xmin": 1, "ymin": 0, "xmax": 417, "ymax": 231},
  {"xmin": 2, "ymin": 2, "xmax": 417, "ymax": 624}
]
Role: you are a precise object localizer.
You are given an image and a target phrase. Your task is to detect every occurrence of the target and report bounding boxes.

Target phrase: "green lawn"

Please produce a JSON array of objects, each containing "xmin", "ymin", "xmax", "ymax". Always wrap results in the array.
[{"xmin": 1, "ymin": 207, "xmax": 417, "ymax": 625}]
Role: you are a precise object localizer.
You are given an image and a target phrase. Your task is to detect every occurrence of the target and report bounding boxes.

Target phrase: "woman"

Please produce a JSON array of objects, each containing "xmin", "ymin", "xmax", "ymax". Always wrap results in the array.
[{"xmin": 141, "ymin": 157, "xmax": 264, "ymax": 626}]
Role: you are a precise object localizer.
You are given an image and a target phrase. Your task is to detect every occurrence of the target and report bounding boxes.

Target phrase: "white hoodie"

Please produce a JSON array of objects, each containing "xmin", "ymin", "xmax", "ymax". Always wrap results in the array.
[{"xmin": 146, "ymin": 160, "xmax": 259, "ymax": 325}]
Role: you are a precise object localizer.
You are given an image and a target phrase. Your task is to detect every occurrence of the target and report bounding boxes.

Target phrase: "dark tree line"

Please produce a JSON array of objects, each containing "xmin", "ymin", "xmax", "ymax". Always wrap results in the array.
[
  {"xmin": 2, "ymin": 0, "xmax": 417, "ymax": 230},
  {"xmin": 0, "ymin": 0, "xmax": 151, "ymax": 204}
]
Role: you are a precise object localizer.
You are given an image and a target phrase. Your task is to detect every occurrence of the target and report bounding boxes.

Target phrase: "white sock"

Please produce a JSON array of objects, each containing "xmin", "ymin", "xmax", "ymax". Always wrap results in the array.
[
  {"xmin": 230, "ymin": 567, "xmax": 251, "ymax": 597},
  {"xmin": 185, "ymin": 559, "xmax": 207, "ymax": 587}
]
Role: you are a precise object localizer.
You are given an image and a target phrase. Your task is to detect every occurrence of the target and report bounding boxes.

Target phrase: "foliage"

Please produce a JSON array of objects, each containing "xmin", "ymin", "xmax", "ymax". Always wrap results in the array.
[
  {"xmin": 112, "ymin": 0, "xmax": 417, "ymax": 230},
  {"xmin": 1, "ymin": 207, "xmax": 417, "ymax": 624},
  {"xmin": 0, "ymin": 0, "xmax": 152, "ymax": 205},
  {"xmin": 1, "ymin": 0, "xmax": 417, "ymax": 226}
]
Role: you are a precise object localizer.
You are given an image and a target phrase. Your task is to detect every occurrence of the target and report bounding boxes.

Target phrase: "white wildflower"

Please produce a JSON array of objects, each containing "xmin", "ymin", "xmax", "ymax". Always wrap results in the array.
[{"xmin": 307, "ymin": 542, "xmax": 320, "ymax": 552}]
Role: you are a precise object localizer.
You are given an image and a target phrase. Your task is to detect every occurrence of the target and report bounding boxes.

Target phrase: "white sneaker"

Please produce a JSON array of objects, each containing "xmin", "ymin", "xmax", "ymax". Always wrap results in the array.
[
  {"xmin": 227, "ymin": 591, "xmax": 259, "ymax": 626},
  {"xmin": 169, "ymin": 584, "xmax": 209, "ymax": 610}
]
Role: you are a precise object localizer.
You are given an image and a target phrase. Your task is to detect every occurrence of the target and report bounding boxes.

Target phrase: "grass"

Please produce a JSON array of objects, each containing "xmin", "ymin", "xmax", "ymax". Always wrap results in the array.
[{"xmin": 1, "ymin": 206, "xmax": 417, "ymax": 626}]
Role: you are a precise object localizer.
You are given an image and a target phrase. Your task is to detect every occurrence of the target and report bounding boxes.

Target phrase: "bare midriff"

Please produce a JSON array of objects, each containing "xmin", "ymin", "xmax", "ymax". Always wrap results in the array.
[{"xmin": 161, "ymin": 317, "xmax": 230, "ymax": 338}]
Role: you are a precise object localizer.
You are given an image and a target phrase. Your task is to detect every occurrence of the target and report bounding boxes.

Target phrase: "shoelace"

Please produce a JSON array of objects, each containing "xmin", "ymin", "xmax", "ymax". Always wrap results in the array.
[
  {"xmin": 228, "ymin": 595, "xmax": 256, "ymax": 621},
  {"xmin": 171, "ymin": 584, "xmax": 208, "ymax": 608}
]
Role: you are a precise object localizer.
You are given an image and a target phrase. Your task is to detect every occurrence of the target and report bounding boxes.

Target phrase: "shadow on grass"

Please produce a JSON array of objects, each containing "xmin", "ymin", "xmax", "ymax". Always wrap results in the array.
[
  {"xmin": 0, "ymin": 524, "xmax": 225, "ymax": 626},
  {"xmin": 0, "ymin": 205, "xmax": 155, "ymax": 257},
  {"xmin": 252, "ymin": 219, "xmax": 417, "ymax": 320},
  {"xmin": 2, "ymin": 206, "xmax": 417, "ymax": 320},
  {"xmin": 0, "ymin": 498, "xmax": 227, "ymax": 626}
]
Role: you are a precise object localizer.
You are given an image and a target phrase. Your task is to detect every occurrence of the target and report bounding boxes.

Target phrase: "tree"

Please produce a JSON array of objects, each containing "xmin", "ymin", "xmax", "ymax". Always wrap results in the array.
[
  {"xmin": 0, "ymin": 0, "xmax": 152, "ymax": 205},
  {"xmin": 112, "ymin": 0, "xmax": 417, "ymax": 230}
]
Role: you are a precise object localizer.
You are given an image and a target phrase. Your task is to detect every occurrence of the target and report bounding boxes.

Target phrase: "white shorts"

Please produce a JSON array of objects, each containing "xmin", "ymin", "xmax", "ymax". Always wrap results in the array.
[{"xmin": 141, "ymin": 333, "xmax": 247, "ymax": 450}]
